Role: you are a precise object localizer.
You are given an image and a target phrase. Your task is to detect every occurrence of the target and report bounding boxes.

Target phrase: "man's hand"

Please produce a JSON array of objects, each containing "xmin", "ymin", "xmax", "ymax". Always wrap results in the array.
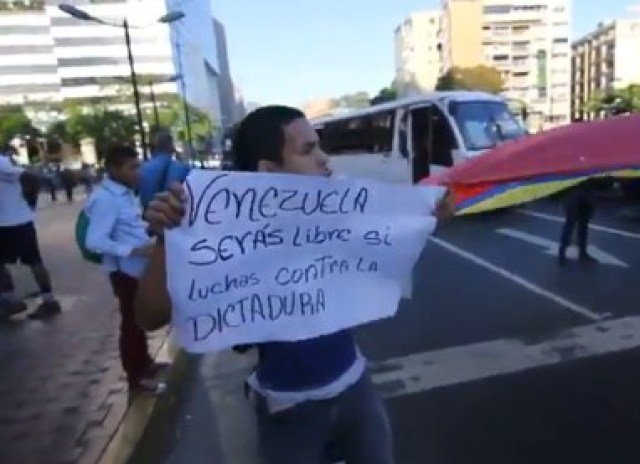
[
  {"xmin": 434, "ymin": 189, "xmax": 456, "ymax": 222},
  {"xmin": 144, "ymin": 182, "xmax": 187, "ymax": 238}
]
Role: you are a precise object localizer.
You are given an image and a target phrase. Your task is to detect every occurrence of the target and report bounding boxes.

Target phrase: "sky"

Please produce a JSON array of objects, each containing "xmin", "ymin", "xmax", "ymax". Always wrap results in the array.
[{"xmin": 210, "ymin": 0, "xmax": 640, "ymax": 107}]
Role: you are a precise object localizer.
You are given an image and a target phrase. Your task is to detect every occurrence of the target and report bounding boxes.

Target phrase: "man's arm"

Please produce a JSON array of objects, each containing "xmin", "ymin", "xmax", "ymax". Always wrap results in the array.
[
  {"xmin": 135, "ymin": 183, "xmax": 186, "ymax": 331},
  {"xmin": 85, "ymin": 196, "xmax": 152, "ymax": 260},
  {"xmin": 135, "ymin": 241, "xmax": 171, "ymax": 331},
  {"xmin": 85, "ymin": 196, "xmax": 135, "ymax": 257}
]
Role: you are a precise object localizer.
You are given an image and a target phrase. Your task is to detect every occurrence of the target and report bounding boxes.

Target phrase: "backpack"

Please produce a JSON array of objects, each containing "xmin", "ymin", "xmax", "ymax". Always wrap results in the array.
[{"xmin": 75, "ymin": 210, "xmax": 102, "ymax": 264}]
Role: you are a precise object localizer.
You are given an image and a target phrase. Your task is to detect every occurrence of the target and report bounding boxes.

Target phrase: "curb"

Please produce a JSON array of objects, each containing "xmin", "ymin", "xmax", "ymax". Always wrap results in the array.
[{"xmin": 97, "ymin": 336, "xmax": 201, "ymax": 464}]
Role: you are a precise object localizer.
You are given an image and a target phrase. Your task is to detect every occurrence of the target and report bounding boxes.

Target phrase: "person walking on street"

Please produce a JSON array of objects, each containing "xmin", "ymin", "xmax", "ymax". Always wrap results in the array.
[
  {"xmin": 84, "ymin": 145, "xmax": 164, "ymax": 393},
  {"xmin": 60, "ymin": 167, "xmax": 76, "ymax": 203},
  {"xmin": 80, "ymin": 162, "xmax": 94, "ymax": 196},
  {"xmin": 43, "ymin": 163, "xmax": 58, "ymax": 202},
  {"xmin": 135, "ymin": 106, "xmax": 455, "ymax": 463},
  {"xmin": 0, "ymin": 148, "xmax": 61, "ymax": 321},
  {"xmin": 558, "ymin": 179, "xmax": 597, "ymax": 265}
]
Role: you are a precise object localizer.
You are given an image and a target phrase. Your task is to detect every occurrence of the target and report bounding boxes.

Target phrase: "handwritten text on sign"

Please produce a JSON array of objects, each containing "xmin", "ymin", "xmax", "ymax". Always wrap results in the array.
[{"xmin": 165, "ymin": 171, "xmax": 445, "ymax": 353}]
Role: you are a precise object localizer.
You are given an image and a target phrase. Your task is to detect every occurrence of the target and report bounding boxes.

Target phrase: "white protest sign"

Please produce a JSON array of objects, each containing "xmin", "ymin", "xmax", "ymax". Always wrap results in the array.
[{"xmin": 165, "ymin": 171, "xmax": 446, "ymax": 353}]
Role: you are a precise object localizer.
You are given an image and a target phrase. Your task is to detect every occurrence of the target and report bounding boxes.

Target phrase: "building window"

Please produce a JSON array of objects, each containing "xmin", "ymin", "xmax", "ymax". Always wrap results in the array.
[
  {"xmin": 61, "ymin": 77, "xmax": 100, "ymax": 87},
  {"xmin": 0, "ymin": 25, "xmax": 50, "ymax": 34},
  {"xmin": 57, "ymin": 56, "xmax": 169, "ymax": 67},
  {"xmin": 0, "ymin": 64, "xmax": 58, "ymax": 76},
  {"xmin": 553, "ymin": 38, "xmax": 569, "ymax": 44},
  {"xmin": 483, "ymin": 5, "xmax": 512, "ymax": 14},
  {"xmin": 0, "ymin": 44, "xmax": 53, "ymax": 54},
  {"xmin": 0, "ymin": 0, "xmax": 44, "ymax": 12},
  {"xmin": 0, "ymin": 83, "xmax": 60, "ymax": 96},
  {"xmin": 54, "ymin": 36, "xmax": 158, "ymax": 47},
  {"xmin": 51, "ymin": 17, "xmax": 124, "ymax": 27}
]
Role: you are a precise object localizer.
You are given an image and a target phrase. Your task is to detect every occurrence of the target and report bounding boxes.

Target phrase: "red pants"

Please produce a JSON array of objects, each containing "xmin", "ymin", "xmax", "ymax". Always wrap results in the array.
[{"xmin": 109, "ymin": 272, "xmax": 153, "ymax": 387}]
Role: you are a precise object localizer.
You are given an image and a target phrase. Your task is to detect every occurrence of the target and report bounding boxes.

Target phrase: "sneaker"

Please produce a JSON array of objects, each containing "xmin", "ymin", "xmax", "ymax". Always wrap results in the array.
[
  {"xmin": 579, "ymin": 253, "xmax": 598, "ymax": 264},
  {"xmin": 28, "ymin": 300, "xmax": 62, "ymax": 320},
  {"xmin": 131, "ymin": 377, "xmax": 167, "ymax": 396},
  {"xmin": 0, "ymin": 300, "xmax": 28, "ymax": 320}
]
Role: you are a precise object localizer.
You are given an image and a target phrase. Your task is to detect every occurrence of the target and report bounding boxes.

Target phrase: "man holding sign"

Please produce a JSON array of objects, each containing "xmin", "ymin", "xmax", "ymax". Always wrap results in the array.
[{"xmin": 136, "ymin": 106, "xmax": 453, "ymax": 464}]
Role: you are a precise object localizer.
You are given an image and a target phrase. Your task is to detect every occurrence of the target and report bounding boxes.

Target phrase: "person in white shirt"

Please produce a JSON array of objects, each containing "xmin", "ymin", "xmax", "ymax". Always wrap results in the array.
[
  {"xmin": 0, "ymin": 147, "xmax": 61, "ymax": 321},
  {"xmin": 84, "ymin": 145, "xmax": 163, "ymax": 393}
]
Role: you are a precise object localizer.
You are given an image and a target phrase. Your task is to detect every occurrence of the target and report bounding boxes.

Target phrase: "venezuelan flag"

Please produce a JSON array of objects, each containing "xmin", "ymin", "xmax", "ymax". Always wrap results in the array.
[{"xmin": 422, "ymin": 114, "xmax": 640, "ymax": 215}]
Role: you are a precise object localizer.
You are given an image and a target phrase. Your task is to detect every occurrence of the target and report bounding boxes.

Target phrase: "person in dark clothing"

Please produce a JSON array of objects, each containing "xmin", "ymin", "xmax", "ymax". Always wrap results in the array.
[
  {"xmin": 558, "ymin": 179, "xmax": 597, "ymax": 265},
  {"xmin": 60, "ymin": 168, "xmax": 76, "ymax": 202}
]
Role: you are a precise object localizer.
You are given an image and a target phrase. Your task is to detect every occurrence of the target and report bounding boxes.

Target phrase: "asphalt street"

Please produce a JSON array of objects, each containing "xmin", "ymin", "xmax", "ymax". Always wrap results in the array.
[
  {"xmin": 158, "ymin": 195, "xmax": 640, "ymax": 464},
  {"xmin": 362, "ymin": 196, "xmax": 640, "ymax": 464}
]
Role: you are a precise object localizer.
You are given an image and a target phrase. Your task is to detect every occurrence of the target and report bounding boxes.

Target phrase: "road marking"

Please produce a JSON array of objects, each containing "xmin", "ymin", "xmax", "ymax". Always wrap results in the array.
[
  {"xmin": 517, "ymin": 209, "xmax": 640, "ymax": 239},
  {"xmin": 372, "ymin": 316, "xmax": 640, "ymax": 399},
  {"xmin": 497, "ymin": 227, "xmax": 629, "ymax": 268},
  {"xmin": 430, "ymin": 237, "xmax": 607, "ymax": 321}
]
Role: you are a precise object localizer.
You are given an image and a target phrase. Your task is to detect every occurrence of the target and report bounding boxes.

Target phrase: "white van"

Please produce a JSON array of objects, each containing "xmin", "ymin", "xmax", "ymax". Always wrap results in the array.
[{"xmin": 312, "ymin": 91, "xmax": 527, "ymax": 184}]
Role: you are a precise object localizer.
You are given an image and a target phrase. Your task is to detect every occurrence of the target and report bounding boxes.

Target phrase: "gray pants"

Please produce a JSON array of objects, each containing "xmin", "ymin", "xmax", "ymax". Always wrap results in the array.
[{"xmin": 255, "ymin": 372, "xmax": 394, "ymax": 464}]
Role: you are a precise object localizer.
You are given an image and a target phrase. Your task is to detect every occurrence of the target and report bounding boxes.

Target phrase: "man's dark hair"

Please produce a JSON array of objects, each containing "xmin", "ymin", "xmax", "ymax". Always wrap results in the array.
[
  {"xmin": 153, "ymin": 129, "xmax": 174, "ymax": 155},
  {"xmin": 232, "ymin": 105, "xmax": 305, "ymax": 172},
  {"xmin": 104, "ymin": 145, "xmax": 138, "ymax": 169}
]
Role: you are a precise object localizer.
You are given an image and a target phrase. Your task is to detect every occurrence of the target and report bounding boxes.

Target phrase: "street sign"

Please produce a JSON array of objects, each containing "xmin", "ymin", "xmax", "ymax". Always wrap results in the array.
[{"xmin": 496, "ymin": 228, "xmax": 629, "ymax": 268}]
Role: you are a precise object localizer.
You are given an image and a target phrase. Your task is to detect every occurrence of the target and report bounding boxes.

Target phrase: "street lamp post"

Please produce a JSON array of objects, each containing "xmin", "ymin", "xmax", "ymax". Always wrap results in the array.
[
  {"xmin": 57, "ymin": 4, "xmax": 184, "ymax": 160},
  {"xmin": 148, "ymin": 81, "xmax": 160, "ymax": 129},
  {"xmin": 175, "ymin": 42, "xmax": 194, "ymax": 158},
  {"xmin": 122, "ymin": 19, "xmax": 148, "ymax": 158}
]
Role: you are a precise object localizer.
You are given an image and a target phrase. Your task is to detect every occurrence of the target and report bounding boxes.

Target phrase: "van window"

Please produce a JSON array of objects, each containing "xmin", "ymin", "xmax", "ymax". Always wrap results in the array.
[
  {"xmin": 319, "ymin": 110, "xmax": 396, "ymax": 155},
  {"xmin": 449, "ymin": 101, "xmax": 527, "ymax": 151}
]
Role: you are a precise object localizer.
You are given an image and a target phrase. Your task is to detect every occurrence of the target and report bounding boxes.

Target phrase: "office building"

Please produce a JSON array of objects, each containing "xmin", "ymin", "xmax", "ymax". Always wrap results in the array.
[
  {"xmin": 572, "ymin": 19, "xmax": 640, "ymax": 120},
  {"xmin": 213, "ymin": 17, "xmax": 244, "ymax": 130},
  {"xmin": 394, "ymin": 10, "xmax": 442, "ymax": 96},
  {"xmin": 439, "ymin": 0, "xmax": 572, "ymax": 128},
  {"xmin": 0, "ymin": 0, "xmax": 223, "ymax": 124}
]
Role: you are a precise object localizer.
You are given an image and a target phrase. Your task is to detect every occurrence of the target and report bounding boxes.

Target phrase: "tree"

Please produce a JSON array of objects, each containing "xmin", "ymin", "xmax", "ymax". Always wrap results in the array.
[
  {"xmin": 44, "ymin": 120, "xmax": 68, "ymax": 155},
  {"xmin": 436, "ymin": 65, "xmax": 504, "ymax": 94},
  {"xmin": 144, "ymin": 94, "xmax": 216, "ymax": 146},
  {"xmin": 371, "ymin": 80, "xmax": 399, "ymax": 105},
  {"xmin": 336, "ymin": 91, "xmax": 370, "ymax": 109},
  {"xmin": 0, "ymin": 105, "xmax": 39, "ymax": 147},
  {"xmin": 586, "ymin": 84, "xmax": 640, "ymax": 116},
  {"xmin": 63, "ymin": 105, "xmax": 137, "ymax": 159}
]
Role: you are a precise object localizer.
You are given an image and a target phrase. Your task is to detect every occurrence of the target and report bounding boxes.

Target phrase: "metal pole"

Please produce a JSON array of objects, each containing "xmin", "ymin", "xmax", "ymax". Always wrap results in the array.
[
  {"xmin": 176, "ymin": 42, "xmax": 193, "ymax": 156},
  {"xmin": 124, "ymin": 19, "xmax": 148, "ymax": 159},
  {"xmin": 149, "ymin": 82, "xmax": 160, "ymax": 129}
]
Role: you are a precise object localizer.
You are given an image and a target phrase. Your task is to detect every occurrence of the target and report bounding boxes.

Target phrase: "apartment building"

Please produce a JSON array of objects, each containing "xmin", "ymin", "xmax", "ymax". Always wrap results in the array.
[
  {"xmin": 394, "ymin": 10, "xmax": 442, "ymax": 96},
  {"xmin": 0, "ymin": 0, "xmax": 223, "ymax": 123},
  {"xmin": 572, "ymin": 19, "xmax": 640, "ymax": 120},
  {"xmin": 440, "ymin": 0, "xmax": 483, "ymax": 74},
  {"xmin": 440, "ymin": 0, "xmax": 572, "ymax": 128}
]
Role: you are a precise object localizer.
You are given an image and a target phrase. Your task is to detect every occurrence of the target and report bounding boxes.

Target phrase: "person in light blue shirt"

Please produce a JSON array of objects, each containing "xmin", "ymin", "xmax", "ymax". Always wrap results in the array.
[
  {"xmin": 138, "ymin": 130, "xmax": 190, "ymax": 210},
  {"xmin": 84, "ymin": 145, "xmax": 162, "ymax": 393}
]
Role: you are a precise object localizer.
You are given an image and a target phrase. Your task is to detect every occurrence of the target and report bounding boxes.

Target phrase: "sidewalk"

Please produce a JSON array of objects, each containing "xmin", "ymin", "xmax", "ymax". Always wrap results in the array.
[
  {"xmin": 130, "ymin": 350, "xmax": 260, "ymax": 464},
  {"xmin": 0, "ymin": 199, "xmax": 168, "ymax": 463}
]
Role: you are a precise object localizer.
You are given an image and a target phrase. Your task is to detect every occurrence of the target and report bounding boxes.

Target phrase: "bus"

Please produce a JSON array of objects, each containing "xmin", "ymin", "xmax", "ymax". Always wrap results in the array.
[{"xmin": 312, "ymin": 91, "xmax": 528, "ymax": 184}]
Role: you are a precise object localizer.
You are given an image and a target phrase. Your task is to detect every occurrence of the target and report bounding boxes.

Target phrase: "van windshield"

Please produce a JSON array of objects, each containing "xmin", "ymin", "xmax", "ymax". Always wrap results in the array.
[{"xmin": 449, "ymin": 100, "xmax": 527, "ymax": 151}]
